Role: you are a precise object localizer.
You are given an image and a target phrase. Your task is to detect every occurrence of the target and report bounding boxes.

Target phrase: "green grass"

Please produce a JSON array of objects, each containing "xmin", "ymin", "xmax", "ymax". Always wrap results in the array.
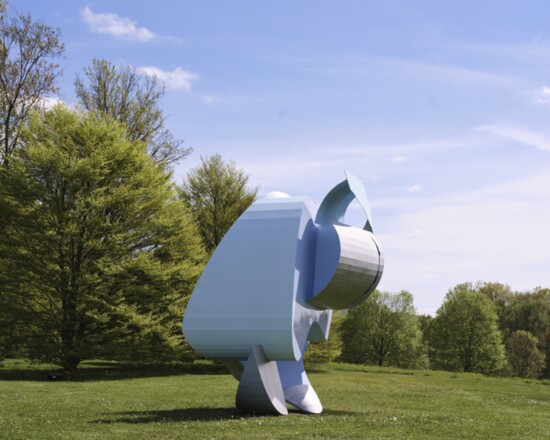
[{"xmin": 1, "ymin": 360, "xmax": 549, "ymax": 439}]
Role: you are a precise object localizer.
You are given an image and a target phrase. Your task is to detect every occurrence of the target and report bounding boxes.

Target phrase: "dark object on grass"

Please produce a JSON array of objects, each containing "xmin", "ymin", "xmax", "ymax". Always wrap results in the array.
[{"xmin": 47, "ymin": 373, "xmax": 64, "ymax": 380}]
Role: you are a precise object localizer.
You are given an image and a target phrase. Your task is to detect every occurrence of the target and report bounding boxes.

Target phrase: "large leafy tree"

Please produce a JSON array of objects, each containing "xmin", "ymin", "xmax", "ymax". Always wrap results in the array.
[
  {"xmin": 340, "ymin": 290, "xmax": 427, "ymax": 368},
  {"xmin": 505, "ymin": 330, "xmax": 546, "ymax": 378},
  {"xmin": 0, "ymin": 1, "xmax": 64, "ymax": 165},
  {"xmin": 476, "ymin": 281, "xmax": 514, "ymax": 333},
  {"xmin": 504, "ymin": 288, "xmax": 550, "ymax": 377},
  {"xmin": 429, "ymin": 283, "xmax": 505, "ymax": 374},
  {"xmin": 74, "ymin": 58, "xmax": 190, "ymax": 166},
  {"xmin": 0, "ymin": 107, "xmax": 205, "ymax": 372},
  {"xmin": 180, "ymin": 153, "xmax": 258, "ymax": 254}
]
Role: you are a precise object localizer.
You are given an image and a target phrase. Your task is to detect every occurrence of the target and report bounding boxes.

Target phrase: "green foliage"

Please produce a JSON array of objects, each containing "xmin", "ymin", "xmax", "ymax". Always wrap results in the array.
[
  {"xmin": 476, "ymin": 281, "xmax": 514, "ymax": 333},
  {"xmin": 0, "ymin": 1, "xmax": 64, "ymax": 165},
  {"xmin": 429, "ymin": 283, "xmax": 505, "ymax": 374},
  {"xmin": 504, "ymin": 288, "xmax": 550, "ymax": 377},
  {"xmin": 505, "ymin": 330, "xmax": 546, "ymax": 378},
  {"xmin": 74, "ymin": 58, "xmax": 190, "ymax": 166},
  {"xmin": 0, "ymin": 107, "xmax": 205, "ymax": 372},
  {"xmin": 304, "ymin": 311, "xmax": 343, "ymax": 363},
  {"xmin": 340, "ymin": 290, "xmax": 427, "ymax": 369},
  {"xmin": 180, "ymin": 153, "xmax": 258, "ymax": 253}
]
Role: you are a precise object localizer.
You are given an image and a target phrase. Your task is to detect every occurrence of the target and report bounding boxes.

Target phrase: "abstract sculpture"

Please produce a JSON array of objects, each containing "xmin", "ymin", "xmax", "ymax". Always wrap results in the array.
[{"xmin": 182, "ymin": 172, "xmax": 384, "ymax": 415}]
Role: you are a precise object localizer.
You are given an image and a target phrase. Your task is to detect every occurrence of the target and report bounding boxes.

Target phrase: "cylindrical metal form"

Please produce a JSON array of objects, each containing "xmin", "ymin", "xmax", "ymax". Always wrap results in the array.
[{"xmin": 308, "ymin": 224, "xmax": 384, "ymax": 310}]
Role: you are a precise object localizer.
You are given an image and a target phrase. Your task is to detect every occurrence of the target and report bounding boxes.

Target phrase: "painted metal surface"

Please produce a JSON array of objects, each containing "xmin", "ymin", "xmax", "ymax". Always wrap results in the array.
[{"xmin": 182, "ymin": 172, "xmax": 384, "ymax": 415}]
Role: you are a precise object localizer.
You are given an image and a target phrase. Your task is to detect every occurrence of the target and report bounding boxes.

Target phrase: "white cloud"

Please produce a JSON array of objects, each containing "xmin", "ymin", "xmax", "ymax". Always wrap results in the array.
[
  {"xmin": 476, "ymin": 124, "xmax": 550, "ymax": 152},
  {"xmin": 438, "ymin": 39, "xmax": 550, "ymax": 64},
  {"xmin": 137, "ymin": 66, "xmax": 199, "ymax": 91},
  {"xmin": 377, "ymin": 171, "xmax": 550, "ymax": 312},
  {"xmin": 381, "ymin": 59, "xmax": 517, "ymax": 86},
  {"xmin": 39, "ymin": 96, "xmax": 64, "ymax": 110},
  {"xmin": 406, "ymin": 184, "xmax": 423, "ymax": 193},
  {"xmin": 318, "ymin": 57, "xmax": 521, "ymax": 87},
  {"xmin": 532, "ymin": 86, "xmax": 550, "ymax": 105},
  {"xmin": 80, "ymin": 6, "xmax": 156, "ymax": 42},
  {"xmin": 391, "ymin": 155, "xmax": 408, "ymax": 162},
  {"xmin": 200, "ymin": 95, "xmax": 215, "ymax": 103}
]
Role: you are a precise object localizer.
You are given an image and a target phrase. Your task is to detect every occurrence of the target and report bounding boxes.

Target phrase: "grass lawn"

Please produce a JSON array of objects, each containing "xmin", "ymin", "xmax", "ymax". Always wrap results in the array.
[{"xmin": 0, "ymin": 360, "xmax": 549, "ymax": 439}]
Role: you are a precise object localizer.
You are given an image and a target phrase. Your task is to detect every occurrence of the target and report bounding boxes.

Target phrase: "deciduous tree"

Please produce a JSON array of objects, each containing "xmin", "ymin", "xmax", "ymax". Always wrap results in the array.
[
  {"xmin": 429, "ymin": 283, "xmax": 505, "ymax": 374},
  {"xmin": 505, "ymin": 330, "xmax": 545, "ymax": 378},
  {"xmin": 477, "ymin": 281, "xmax": 513, "ymax": 333},
  {"xmin": 340, "ymin": 290, "xmax": 427, "ymax": 368},
  {"xmin": 504, "ymin": 288, "xmax": 550, "ymax": 377},
  {"xmin": 304, "ymin": 311, "xmax": 343, "ymax": 364},
  {"xmin": 0, "ymin": 1, "xmax": 64, "ymax": 165},
  {"xmin": 0, "ymin": 107, "xmax": 205, "ymax": 372},
  {"xmin": 180, "ymin": 154, "xmax": 258, "ymax": 253},
  {"xmin": 74, "ymin": 58, "xmax": 190, "ymax": 166}
]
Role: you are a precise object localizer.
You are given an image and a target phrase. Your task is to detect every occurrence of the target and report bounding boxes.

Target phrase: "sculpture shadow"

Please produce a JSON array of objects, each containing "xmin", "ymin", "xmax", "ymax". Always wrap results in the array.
[
  {"xmin": 91, "ymin": 408, "xmax": 269, "ymax": 424},
  {"xmin": 90, "ymin": 407, "xmax": 358, "ymax": 424}
]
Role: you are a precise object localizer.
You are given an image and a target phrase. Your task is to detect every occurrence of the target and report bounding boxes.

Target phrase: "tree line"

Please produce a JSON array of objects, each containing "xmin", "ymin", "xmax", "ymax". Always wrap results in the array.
[
  {"xmin": 310, "ymin": 282, "xmax": 550, "ymax": 379},
  {"xmin": 0, "ymin": 2, "xmax": 257, "ymax": 373}
]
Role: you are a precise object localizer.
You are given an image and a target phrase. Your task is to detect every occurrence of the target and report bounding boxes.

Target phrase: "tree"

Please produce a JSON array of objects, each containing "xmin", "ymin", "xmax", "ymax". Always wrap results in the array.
[
  {"xmin": 0, "ymin": 1, "xmax": 64, "ymax": 165},
  {"xmin": 0, "ymin": 107, "xmax": 205, "ymax": 372},
  {"xmin": 505, "ymin": 330, "xmax": 545, "ymax": 378},
  {"xmin": 304, "ymin": 311, "xmax": 343, "ymax": 364},
  {"xmin": 340, "ymin": 290, "xmax": 427, "ymax": 369},
  {"xmin": 476, "ymin": 281, "xmax": 513, "ymax": 333},
  {"xmin": 504, "ymin": 288, "xmax": 550, "ymax": 378},
  {"xmin": 74, "ymin": 58, "xmax": 190, "ymax": 166},
  {"xmin": 429, "ymin": 283, "xmax": 505, "ymax": 374},
  {"xmin": 180, "ymin": 154, "xmax": 258, "ymax": 254}
]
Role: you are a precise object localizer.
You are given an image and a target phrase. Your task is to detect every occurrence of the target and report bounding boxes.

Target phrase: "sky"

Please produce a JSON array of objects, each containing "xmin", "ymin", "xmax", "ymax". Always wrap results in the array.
[{"xmin": 14, "ymin": 0, "xmax": 550, "ymax": 314}]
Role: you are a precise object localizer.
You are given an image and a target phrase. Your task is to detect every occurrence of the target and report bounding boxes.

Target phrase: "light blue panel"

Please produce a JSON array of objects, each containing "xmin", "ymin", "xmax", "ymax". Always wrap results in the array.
[
  {"xmin": 277, "ymin": 358, "xmax": 322, "ymax": 414},
  {"xmin": 316, "ymin": 170, "xmax": 374, "ymax": 232},
  {"xmin": 310, "ymin": 224, "xmax": 340, "ymax": 301},
  {"xmin": 290, "ymin": 199, "xmax": 332, "ymax": 354},
  {"xmin": 183, "ymin": 196, "xmax": 328, "ymax": 361},
  {"xmin": 345, "ymin": 171, "xmax": 374, "ymax": 232},
  {"xmin": 182, "ymin": 172, "xmax": 385, "ymax": 416}
]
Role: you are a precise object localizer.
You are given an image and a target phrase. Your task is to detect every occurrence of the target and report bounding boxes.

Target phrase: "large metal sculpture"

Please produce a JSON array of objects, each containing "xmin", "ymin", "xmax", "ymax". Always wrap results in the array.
[{"xmin": 182, "ymin": 172, "xmax": 384, "ymax": 415}]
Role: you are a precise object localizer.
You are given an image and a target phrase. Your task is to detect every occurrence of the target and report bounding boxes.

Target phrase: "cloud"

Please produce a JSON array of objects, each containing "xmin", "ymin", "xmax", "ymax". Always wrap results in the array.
[
  {"xmin": 136, "ymin": 66, "xmax": 199, "ymax": 91},
  {"xmin": 392, "ymin": 155, "xmax": 408, "ymax": 163},
  {"xmin": 381, "ymin": 59, "xmax": 517, "ymax": 86},
  {"xmin": 532, "ymin": 86, "xmax": 550, "ymax": 105},
  {"xmin": 406, "ymin": 184, "xmax": 423, "ymax": 193},
  {"xmin": 200, "ymin": 95, "xmax": 215, "ymax": 103},
  {"xmin": 314, "ymin": 57, "xmax": 520, "ymax": 87},
  {"xmin": 80, "ymin": 6, "xmax": 156, "ymax": 41},
  {"xmin": 437, "ymin": 39, "xmax": 550, "ymax": 64},
  {"xmin": 39, "ymin": 96, "xmax": 64, "ymax": 110},
  {"xmin": 476, "ymin": 124, "xmax": 550, "ymax": 152},
  {"xmin": 377, "ymin": 171, "xmax": 550, "ymax": 313}
]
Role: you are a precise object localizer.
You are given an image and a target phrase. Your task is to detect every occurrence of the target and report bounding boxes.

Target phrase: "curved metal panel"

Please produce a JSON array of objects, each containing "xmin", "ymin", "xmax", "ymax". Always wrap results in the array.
[
  {"xmin": 309, "ymin": 225, "xmax": 383, "ymax": 310},
  {"xmin": 181, "ymin": 172, "xmax": 385, "ymax": 415}
]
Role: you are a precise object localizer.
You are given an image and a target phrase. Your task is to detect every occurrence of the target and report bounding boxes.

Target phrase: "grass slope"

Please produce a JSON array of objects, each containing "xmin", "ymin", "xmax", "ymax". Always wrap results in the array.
[{"xmin": 0, "ymin": 361, "xmax": 549, "ymax": 439}]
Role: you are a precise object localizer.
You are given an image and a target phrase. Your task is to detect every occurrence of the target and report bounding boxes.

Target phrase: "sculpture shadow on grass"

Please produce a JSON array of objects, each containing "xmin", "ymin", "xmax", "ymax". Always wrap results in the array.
[{"xmin": 89, "ymin": 407, "xmax": 358, "ymax": 424}]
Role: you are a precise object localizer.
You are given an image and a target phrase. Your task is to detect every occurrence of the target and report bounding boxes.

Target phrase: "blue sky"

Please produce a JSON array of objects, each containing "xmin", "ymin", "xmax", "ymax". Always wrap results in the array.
[{"xmin": 15, "ymin": 0, "xmax": 550, "ymax": 314}]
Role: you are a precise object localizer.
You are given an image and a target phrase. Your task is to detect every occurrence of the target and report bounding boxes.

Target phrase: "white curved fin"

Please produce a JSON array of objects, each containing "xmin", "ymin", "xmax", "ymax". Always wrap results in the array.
[{"xmin": 236, "ymin": 345, "xmax": 288, "ymax": 415}]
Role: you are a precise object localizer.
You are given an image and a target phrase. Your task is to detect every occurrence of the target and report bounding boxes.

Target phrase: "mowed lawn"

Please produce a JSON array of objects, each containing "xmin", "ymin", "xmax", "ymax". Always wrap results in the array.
[{"xmin": 0, "ymin": 361, "xmax": 549, "ymax": 439}]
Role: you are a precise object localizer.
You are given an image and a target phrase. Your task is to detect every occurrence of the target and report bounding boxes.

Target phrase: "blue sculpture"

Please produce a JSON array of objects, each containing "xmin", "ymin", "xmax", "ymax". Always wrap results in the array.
[{"xmin": 182, "ymin": 172, "xmax": 384, "ymax": 415}]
